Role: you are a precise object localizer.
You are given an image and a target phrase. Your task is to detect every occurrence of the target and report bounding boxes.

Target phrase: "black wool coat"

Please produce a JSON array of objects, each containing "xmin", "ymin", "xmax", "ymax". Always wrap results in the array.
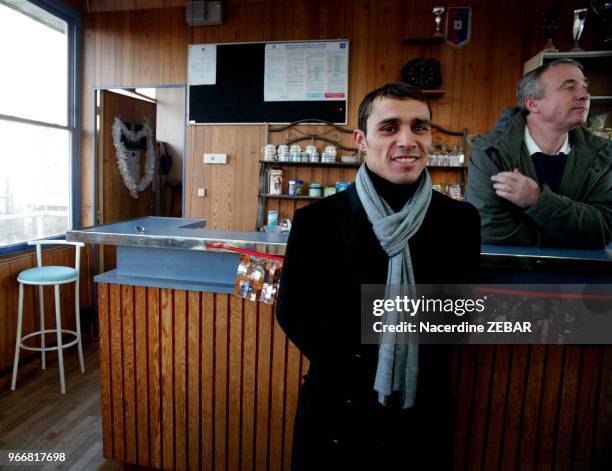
[{"xmin": 276, "ymin": 183, "xmax": 481, "ymax": 470}]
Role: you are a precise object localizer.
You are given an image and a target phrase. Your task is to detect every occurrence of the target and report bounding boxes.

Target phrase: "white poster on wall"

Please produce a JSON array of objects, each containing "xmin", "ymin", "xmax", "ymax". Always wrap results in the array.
[
  {"xmin": 264, "ymin": 40, "xmax": 348, "ymax": 102},
  {"xmin": 188, "ymin": 44, "xmax": 217, "ymax": 85}
]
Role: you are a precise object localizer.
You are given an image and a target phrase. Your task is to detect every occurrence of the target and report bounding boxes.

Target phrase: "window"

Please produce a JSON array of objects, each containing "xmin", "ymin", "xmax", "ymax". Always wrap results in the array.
[{"xmin": 0, "ymin": 0, "xmax": 80, "ymax": 253}]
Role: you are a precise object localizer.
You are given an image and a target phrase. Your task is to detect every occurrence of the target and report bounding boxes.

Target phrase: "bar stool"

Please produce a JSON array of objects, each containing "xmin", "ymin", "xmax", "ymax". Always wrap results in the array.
[{"xmin": 11, "ymin": 240, "xmax": 86, "ymax": 394}]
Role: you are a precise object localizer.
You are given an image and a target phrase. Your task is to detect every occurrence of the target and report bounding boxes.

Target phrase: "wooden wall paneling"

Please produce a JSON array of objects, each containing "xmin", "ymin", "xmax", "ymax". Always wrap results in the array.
[
  {"xmin": 235, "ymin": 0, "xmax": 262, "ymax": 44},
  {"xmin": 241, "ymin": 298, "xmax": 258, "ymax": 471},
  {"xmin": 201, "ymin": 292, "xmax": 215, "ymax": 471},
  {"xmin": 109, "ymin": 283, "xmax": 125, "ymax": 462},
  {"xmin": 163, "ymin": 7, "xmax": 189, "ymax": 85},
  {"xmin": 535, "ymin": 345, "xmax": 564, "ymax": 471},
  {"xmin": 593, "ymin": 346, "xmax": 612, "ymax": 470},
  {"xmin": 453, "ymin": 345, "xmax": 479, "ymax": 470},
  {"xmin": 134, "ymin": 285, "xmax": 150, "ymax": 466},
  {"xmin": 516, "ymin": 345, "xmax": 546, "ymax": 471},
  {"xmin": 572, "ymin": 346, "xmax": 602, "ymax": 470},
  {"xmin": 85, "ymin": 0, "xmax": 185, "ymax": 13},
  {"xmin": 187, "ymin": 291, "xmax": 202, "ymax": 471},
  {"xmin": 115, "ymin": 12, "xmax": 131, "ymax": 85},
  {"xmin": 554, "ymin": 346, "xmax": 582, "ymax": 469},
  {"xmin": 209, "ymin": 126, "xmax": 237, "ymax": 230},
  {"xmin": 135, "ymin": 9, "xmax": 164, "ymax": 85},
  {"xmin": 0, "ymin": 255, "xmax": 33, "ymax": 373},
  {"xmin": 185, "ymin": 126, "xmax": 202, "ymax": 219},
  {"xmin": 283, "ymin": 340, "xmax": 302, "ymax": 471},
  {"xmin": 148, "ymin": 287, "xmax": 162, "ymax": 469},
  {"xmin": 160, "ymin": 288, "xmax": 174, "ymax": 470},
  {"xmin": 482, "ymin": 345, "xmax": 512, "ymax": 471},
  {"xmin": 269, "ymin": 304, "xmax": 287, "ymax": 471},
  {"xmin": 255, "ymin": 298, "xmax": 273, "ymax": 471},
  {"xmin": 174, "ymin": 290, "xmax": 188, "ymax": 471},
  {"xmin": 466, "ymin": 344, "xmax": 495, "ymax": 470},
  {"xmin": 98, "ymin": 283, "xmax": 113, "ymax": 458},
  {"xmin": 228, "ymin": 296, "xmax": 243, "ymax": 471},
  {"xmin": 500, "ymin": 345, "xmax": 529, "ymax": 471},
  {"xmin": 376, "ymin": 0, "xmax": 404, "ymax": 84},
  {"xmin": 121, "ymin": 284, "xmax": 138, "ymax": 464},
  {"xmin": 235, "ymin": 127, "xmax": 262, "ymax": 231},
  {"xmin": 214, "ymin": 294, "xmax": 229, "ymax": 471}
]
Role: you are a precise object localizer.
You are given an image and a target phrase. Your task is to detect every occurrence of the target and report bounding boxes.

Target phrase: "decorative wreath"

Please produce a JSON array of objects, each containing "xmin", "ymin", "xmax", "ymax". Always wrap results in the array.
[{"xmin": 112, "ymin": 117, "xmax": 156, "ymax": 199}]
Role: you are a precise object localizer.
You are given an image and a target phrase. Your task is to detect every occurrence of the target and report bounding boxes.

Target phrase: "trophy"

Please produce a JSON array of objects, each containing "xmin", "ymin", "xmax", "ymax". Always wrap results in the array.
[
  {"xmin": 433, "ymin": 7, "xmax": 445, "ymax": 37},
  {"xmin": 541, "ymin": 9, "xmax": 559, "ymax": 52},
  {"xmin": 591, "ymin": 0, "xmax": 612, "ymax": 49},
  {"xmin": 571, "ymin": 8, "xmax": 588, "ymax": 51}
]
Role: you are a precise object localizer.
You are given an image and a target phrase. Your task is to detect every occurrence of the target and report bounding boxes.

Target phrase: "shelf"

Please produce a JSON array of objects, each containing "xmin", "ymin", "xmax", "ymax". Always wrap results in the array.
[
  {"xmin": 591, "ymin": 96, "xmax": 612, "ymax": 103},
  {"xmin": 259, "ymin": 194, "xmax": 324, "ymax": 200},
  {"xmin": 259, "ymin": 160, "xmax": 360, "ymax": 167},
  {"xmin": 401, "ymin": 36, "xmax": 444, "ymax": 46}
]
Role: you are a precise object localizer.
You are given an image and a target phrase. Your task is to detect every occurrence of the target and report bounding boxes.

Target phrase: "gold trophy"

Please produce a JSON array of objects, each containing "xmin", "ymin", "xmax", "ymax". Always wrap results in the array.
[
  {"xmin": 571, "ymin": 8, "xmax": 588, "ymax": 51},
  {"xmin": 433, "ymin": 7, "xmax": 445, "ymax": 37}
]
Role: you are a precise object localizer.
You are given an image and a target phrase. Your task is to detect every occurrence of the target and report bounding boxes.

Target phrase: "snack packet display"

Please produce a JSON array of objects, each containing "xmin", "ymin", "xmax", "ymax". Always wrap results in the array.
[{"xmin": 234, "ymin": 254, "xmax": 283, "ymax": 304}]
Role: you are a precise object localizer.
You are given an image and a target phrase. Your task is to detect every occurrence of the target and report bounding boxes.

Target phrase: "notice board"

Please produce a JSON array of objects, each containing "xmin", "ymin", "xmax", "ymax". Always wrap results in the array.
[{"xmin": 188, "ymin": 40, "xmax": 349, "ymax": 124}]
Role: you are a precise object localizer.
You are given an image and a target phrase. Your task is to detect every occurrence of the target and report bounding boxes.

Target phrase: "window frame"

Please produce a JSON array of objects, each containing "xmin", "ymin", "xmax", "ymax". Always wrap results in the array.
[{"xmin": 0, "ymin": 0, "xmax": 81, "ymax": 255}]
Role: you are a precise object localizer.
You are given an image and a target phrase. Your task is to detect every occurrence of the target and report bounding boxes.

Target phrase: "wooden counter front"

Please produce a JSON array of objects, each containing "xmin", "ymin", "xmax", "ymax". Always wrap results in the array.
[
  {"xmin": 98, "ymin": 282, "xmax": 612, "ymax": 471},
  {"xmin": 98, "ymin": 283, "xmax": 307, "ymax": 471}
]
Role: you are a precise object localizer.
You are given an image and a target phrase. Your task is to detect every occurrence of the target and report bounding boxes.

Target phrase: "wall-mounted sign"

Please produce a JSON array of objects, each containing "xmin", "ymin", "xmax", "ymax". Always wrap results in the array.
[
  {"xmin": 446, "ymin": 7, "xmax": 471, "ymax": 48},
  {"xmin": 188, "ymin": 44, "xmax": 217, "ymax": 85},
  {"xmin": 264, "ymin": 40, "xmax": 349, "ymax": 102}
]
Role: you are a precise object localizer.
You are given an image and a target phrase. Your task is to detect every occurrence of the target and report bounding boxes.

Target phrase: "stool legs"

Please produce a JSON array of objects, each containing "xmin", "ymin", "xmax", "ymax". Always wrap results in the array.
[
  {"xmin": 38, "ymin": 285, "xmax": 45, "ymax": 370},
  {"xmin": 75, "ymin": 279, "xmax": 85, "ymax": 373},
  {"xmin": 11, "ymin": 283, "xmax": 24, "ymax": 391},
  {"xmin": 54, "ymin": 284, "xmax": 66, "ymax": 394}
]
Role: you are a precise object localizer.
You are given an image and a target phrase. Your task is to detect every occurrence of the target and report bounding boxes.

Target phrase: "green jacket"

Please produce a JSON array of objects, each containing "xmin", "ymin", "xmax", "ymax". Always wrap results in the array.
[{"xmin": 465, "ymin": 107, "xmax": 612, "ymax": 249}]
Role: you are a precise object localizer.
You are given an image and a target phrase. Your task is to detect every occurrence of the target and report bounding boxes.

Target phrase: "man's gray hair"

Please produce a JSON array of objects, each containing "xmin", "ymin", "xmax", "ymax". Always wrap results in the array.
[{"xmin": 516, "ymin": 58, "xmax": 584, "ymax": 113}]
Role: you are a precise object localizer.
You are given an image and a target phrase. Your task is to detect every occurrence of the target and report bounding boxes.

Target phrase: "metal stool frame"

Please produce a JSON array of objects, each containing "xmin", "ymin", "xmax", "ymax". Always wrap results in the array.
[{"xmin": 11, "ymin": 240, "xmax": 86, "ymax": 394}]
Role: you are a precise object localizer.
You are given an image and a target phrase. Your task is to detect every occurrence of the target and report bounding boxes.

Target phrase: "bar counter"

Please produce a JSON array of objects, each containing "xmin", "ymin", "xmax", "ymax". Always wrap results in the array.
[{"xmin": 67, "ymin": 218, "xmax": 612, "ymax": 471}]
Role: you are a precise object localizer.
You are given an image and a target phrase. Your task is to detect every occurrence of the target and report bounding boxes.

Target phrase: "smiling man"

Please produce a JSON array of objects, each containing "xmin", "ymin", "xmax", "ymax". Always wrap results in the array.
[
  {"xmin": 465, "ymin": 59, "xmax": 612, "ymax": 248},
  {"xmin": 276, "ymin": 83, "xmax": 480, "ymax": 470}
]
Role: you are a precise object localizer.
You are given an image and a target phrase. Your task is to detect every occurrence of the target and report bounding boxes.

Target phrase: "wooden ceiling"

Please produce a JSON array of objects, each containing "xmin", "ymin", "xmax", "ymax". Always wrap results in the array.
[{"xmin": 84, "ymin": 0, "xmax": 186, "ymax": 13}]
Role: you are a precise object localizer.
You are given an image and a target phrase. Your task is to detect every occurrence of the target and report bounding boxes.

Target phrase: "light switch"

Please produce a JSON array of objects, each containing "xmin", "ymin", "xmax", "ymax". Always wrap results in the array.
[
  {"xmin": 197, "ymin": 188, "xmax": 206, "ymax": 197},
  {"xmin": 203, "ymin": 153, "xmax": 228, "ymax": 164}
]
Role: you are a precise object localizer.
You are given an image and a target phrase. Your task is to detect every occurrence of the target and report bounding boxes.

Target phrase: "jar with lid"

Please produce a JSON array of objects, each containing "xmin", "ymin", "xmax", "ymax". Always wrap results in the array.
[{"xmin": 308, "ymin": 183, "xmax": 322, "ymax": 197}]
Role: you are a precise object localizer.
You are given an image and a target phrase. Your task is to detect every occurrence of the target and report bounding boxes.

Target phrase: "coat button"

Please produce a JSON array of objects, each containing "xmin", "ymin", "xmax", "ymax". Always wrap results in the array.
[
  {"xmin": 352, "ymin": 353, "xmax": 361, "ymax": 359},
  {"xmin": 345, "ymin": 399, "xmax": 353, "ymax": 406},
  {"xmin": 332, "ymin": 439, "xmax": 339, "ymax": 445}
]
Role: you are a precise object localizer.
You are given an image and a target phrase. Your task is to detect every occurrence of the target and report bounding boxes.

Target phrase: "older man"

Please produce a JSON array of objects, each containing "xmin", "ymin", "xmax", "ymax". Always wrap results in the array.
[
  {"xmin": 465, "ymin": 59, "xmax": 612, "ymax": 249},
  {"xmin": 276, "ymin": 83, "xmax": 480, "ymax": 470}
]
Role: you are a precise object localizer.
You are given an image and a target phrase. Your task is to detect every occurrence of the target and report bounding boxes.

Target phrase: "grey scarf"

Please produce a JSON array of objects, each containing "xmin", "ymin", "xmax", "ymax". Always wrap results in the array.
[{"xmin": 355, "ymin": 164, "xmax": 432, "ymax": 408}]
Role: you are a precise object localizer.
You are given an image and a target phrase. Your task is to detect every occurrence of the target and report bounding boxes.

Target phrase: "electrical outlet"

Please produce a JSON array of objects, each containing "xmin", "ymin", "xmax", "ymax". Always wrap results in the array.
[
  {"xmin": 203, "ymin": 153, "xmax": 228, "ymax": 164},
  {"xmin": 197, "ymin": 188, "xmax": 206, "ymax": 197}
]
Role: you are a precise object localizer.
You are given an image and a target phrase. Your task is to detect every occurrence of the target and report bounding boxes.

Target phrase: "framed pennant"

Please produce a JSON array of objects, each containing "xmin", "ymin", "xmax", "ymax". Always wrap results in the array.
[{"xmin": 446, "ymin": 7, "xmax": 472, "ymax": 48}]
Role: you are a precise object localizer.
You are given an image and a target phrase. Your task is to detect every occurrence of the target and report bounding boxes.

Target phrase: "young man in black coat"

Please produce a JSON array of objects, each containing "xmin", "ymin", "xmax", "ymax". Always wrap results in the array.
[{"xmin": 276, "ymin": 83, "xmax": 481, "ymax": 470}]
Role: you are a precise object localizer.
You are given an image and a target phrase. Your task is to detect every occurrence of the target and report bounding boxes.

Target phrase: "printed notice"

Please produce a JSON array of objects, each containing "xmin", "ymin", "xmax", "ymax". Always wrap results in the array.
[
  {"xmin": 264, "ymin": 41, "xmax": 348, "ymax": 102},
  {"xmin": 189, "ymin": 45, "xmax": 217, "ymax": 85}
]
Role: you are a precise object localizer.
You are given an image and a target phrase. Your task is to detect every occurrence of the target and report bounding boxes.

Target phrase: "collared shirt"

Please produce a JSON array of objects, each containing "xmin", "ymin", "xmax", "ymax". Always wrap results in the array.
[{"xmin": 524, "ymin": 127, "xmax": 571, "ymax": 156}]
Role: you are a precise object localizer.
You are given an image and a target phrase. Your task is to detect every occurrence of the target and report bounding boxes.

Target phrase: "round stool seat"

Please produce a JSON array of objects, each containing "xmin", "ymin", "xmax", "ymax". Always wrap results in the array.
[{"xmin": 18, "ymin": 266, "xmax": 78, "ymax": 284}]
